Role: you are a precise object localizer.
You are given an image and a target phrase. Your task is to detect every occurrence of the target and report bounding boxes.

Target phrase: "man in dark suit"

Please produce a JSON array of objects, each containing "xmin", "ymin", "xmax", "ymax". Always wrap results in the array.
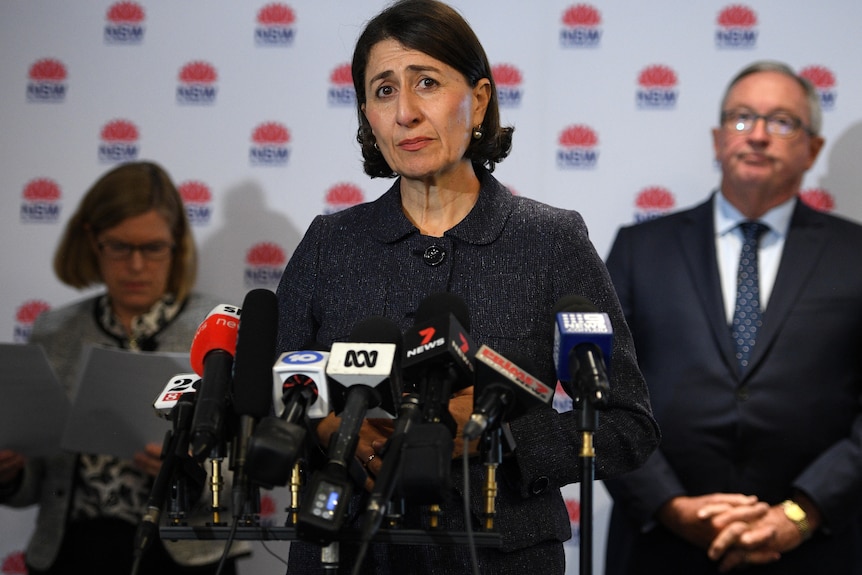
[{"xmin": 603, "ymin": 60, "xmax": 862, "ymax": 574}]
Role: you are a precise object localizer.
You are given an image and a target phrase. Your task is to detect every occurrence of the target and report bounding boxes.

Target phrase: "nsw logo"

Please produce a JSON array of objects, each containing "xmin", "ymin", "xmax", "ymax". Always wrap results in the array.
[
  {"xmin": 634, "ymin": 186, "xmax": 675, "ymax": 222},
  {"xmin": 98, "ymin": 119, "xmax": 139, "ymax": 163},
  {"xmin": 800, "ymin": 188, "xmax": 835, "ymax": 213},
  {"xmin": 560, "ymin": 4, "xmax": 602, "ymax": 48},
  {"xmin": 324, "ymin": 183, "xmax": 364, "ymax": 214},
  {"xmin": 104, "ymin": 1, "xmax": 145, "ymax": 44},
  {"xmin": 244, "ymin": 242, "xmax": 286, "ymax": 288},
  {"xmin": 800, "ymin": 65, "xmax": 837, "ymax": 111},
  {"xmin": 178, "ymin": 180, "xmax": 212, "ymax": 225},
  {"xmin": 250, "ymin": 122, "xmax": 291, "ymax": 166},
  {"xmin": 2, "ymin": 550, "xmax": 28, "ymax": 575},
  {"xmin": 556, "ymin": 124, "xmax": 599, "ymax": 169},
  {"xmin": 328, "ymin": 63, "xmax": 356, "ymax": 107},
  {"xmin": 20, "ymin": 178, "xmax": 62, "ymax": 223},
  {"xmin": 27, "ymin": 58, "xmax": 67, "ymax": 103},
  {"xmin": 177, "ymin": 61, "xmax": 218, "ymax": 105},
  {"xmin": 14, "ymin": 300, "xmax": 51, "ymax": 343},
  {"xmin": 716, "ymin": 5, "xmax": 758, "ymax": 49},
  {"xmin": 493, "ymin": 64, "xmax": 523, "ymax": 108},
  {"xmin": 637, "ymin": 65, "xmax": 678, "ymax": 109},
  {"xmin": 255, "ymin": 3, "xmax": 297, "ymax": 46}
]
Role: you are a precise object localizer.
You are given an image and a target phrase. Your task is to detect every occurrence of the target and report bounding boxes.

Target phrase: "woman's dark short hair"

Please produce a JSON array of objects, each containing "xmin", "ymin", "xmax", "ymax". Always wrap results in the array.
[
  {"xmin": 54, "ymin": 161, "xmax": 197, "ymax": 301},
  {"xmin": 352, "ymin": 0, "xmax": 513, "ymax": 178}
]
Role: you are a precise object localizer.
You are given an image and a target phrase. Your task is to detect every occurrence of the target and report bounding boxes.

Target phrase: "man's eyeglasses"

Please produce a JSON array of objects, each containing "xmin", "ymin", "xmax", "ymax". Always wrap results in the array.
[
  {"xmin": 97, "ymin": 240, "xmax": 175, "ymax": 261},
  {"xmin": 721, "ymin": 109, "xmax": 814, "ymax": 138}
]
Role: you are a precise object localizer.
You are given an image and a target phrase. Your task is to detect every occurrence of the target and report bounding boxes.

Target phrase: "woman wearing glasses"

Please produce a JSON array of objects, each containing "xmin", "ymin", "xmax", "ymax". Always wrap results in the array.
[{"xmin": 0, "ymin": 162, "xmax": 248, "ymax": 574}]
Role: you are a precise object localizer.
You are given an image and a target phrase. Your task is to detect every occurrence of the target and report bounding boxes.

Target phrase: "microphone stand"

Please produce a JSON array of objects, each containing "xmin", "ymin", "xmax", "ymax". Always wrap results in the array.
[
  {"xmin": 576, "ymin": 394, "xmax": 598, "ymax": 575},
  {"xmin": 480, "ymin": 427, "xmax": 501, "ymax": 531},
  {"xmin": 131, "ymin": 392, "xmax": 195, "ymax": 575}
]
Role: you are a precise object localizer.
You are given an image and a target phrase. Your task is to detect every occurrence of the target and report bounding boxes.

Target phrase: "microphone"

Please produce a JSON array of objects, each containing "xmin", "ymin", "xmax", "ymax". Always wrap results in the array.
[
  {"xmin": 296, "ymin": 316, "xmax": 403, "ymax": 545},
  {"xmin": 188, "ymin": 304, "xmax": 241, "ymax": 461},
  {"xmin": 245, "ymin": 349, "xmax": 331, "ymax": 488},
  {"xmin": 402, "ymin": 292, "xmax": 476, "ymax": 429},
  {"xmin": 273, "ymin": 350, "xmax": 331, "ymax": 421},
  {"xmin": 134, "ymin": 377, "xmax": 199, "ymax": 568},
  {"xmin": 230, "ymin": 288, "xmax": 278, "ymax": 519},
  {"xmin": 153, "ymin": 373, "xmax": 201, "ymax": 418},
  {"xmin": 462, "ymin": 346, "xmax": 554, "ymax": 440},
  {"xmin": 552, "ymin": 295, "xmax": 612, "ymax": 407},
  {"xmin": 399, "ymin": 292, "xmax": 476, "ymax": 504}
]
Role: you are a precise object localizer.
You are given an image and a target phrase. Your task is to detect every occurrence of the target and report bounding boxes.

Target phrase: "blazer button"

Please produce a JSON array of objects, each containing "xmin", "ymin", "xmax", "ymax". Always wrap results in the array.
[
  {"xmin": 423, "ymin": 245, "xmax": 446, "ymax": 266},
  {"xmin": 530, "ymin": 476, "xmax": 550, "ymax": 495}
]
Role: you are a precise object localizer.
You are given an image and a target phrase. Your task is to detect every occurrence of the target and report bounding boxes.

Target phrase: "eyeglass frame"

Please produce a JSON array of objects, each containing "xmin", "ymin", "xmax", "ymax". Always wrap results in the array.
[
  {"xmin": 96, "ymin": 239, "xmax": 176, "ymax": 261},
  {"xmin": 720, "ymin": 108, "xmax": 815, "ymax": 138}
]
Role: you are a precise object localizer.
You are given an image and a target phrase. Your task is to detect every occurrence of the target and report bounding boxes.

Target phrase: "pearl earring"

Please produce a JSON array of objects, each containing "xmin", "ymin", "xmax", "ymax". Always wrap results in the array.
[{"xmin": 472, "ymin": 125, "xmax": 484, "ymax": 140}]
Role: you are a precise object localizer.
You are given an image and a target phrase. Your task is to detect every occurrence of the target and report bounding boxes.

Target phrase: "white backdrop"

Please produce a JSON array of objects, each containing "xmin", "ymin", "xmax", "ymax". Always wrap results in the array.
[{"xmin": 3, "ymin": 2, "xmax": 862, "ymax": 574}]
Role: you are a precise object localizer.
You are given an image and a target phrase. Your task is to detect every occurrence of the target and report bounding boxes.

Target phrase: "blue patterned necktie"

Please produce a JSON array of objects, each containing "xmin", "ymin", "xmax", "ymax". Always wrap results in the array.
[{"xmin": 731, "ymin": 221, "xmax": 769, "ymax": 373}]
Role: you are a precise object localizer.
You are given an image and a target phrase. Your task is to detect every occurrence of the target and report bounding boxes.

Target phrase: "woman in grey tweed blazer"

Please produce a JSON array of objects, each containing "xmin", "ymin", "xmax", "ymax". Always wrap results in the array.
[{"xmin": 0, "ymin": 162, "xmax": 249, "ymax": 574}]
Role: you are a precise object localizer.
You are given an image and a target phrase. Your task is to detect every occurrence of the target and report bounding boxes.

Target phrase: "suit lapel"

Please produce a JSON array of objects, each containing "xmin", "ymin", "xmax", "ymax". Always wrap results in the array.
[
  {"xmin": 678, "ymin": 198, "xmax": 740, "ymax": 375},
  {"xmin": 747, "ymin": 201, "xmax": 829, "ymax": 374}
]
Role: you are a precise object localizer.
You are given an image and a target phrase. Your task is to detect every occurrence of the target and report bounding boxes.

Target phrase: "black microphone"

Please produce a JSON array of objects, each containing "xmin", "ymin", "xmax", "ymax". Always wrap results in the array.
[
  {"xmin": 399, "ymin": 292, "xmax": 476, "ymax": 504},
  {"xmin": 246, "ymin": 349, "xmax": 331, "ymax": 488},
  {"xmin": 402, "ymin": 292, "xmax": 476, "ymax": 429},
  {"xmin": 462, "ymin": 346, "xmax": 554, "ymax": 440},
  {"xmin": 133, "ymin": 383, "xmax": 198, "ymax": 569},
  {"xmin": 230, "ymin": 288, "xmax": 278, "ymax": 519},
  {"xmin": 552, "ymin": 295, "xmax": 613, "ymax": 407},
  {"xmin": 188, "ymin": 304, "xmax": 241, "ymax": 461},
  {"xmin": 296, "ymin": 316, "xmax": 403, "ymax": 545}
]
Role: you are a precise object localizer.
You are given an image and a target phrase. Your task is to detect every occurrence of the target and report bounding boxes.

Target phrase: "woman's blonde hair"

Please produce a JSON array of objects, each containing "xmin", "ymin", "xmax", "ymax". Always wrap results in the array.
[{"xmin": 54, "ymin": 161, "xmax": 197, "ymax": 301}]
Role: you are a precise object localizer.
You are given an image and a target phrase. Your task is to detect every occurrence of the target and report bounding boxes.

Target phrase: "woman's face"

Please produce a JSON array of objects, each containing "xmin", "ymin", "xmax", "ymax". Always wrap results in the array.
[
  {"xmin": 361, "ymin": 39, "xmax": 490, "ymax": 185},
  {"xmin": 93, "ymin": 209, "xmax": 174, "ymax": 323}
]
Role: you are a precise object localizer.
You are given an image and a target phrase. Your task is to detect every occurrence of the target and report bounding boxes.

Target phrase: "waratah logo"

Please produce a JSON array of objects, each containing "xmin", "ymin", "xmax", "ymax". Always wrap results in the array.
[
  {"xmin": 15, "ymin": 300, "xmax": 51, "ymax": 343},
  {"xmin": 104, "ymin": 1, "xmax": 145, "ymax": 44},
  {"xmin": 178, "ymin": 180, "xmax": 213, "ymax": 225},
  {"xmin": 328, "ymin": 63, "xmax": 355, "ymax": 107},
  {"xmin": 2, "ymin": 550, "xmax": 27, "ymax": 574},
  {"xmin": 556, "ymin": 124, "xmax": 599, "ymax": 169},
  {"xmin": 565, "ymin": 497, "xmax": 581, "ymax": 540},
  {"xmin": 715, "ymin": 5, "xmax": 758, "ymax": 49},
  {"xmin": 98, "ymin": 119, "xmax": 139, "ymax": 163},
  {"xmin": 800, "ymin": 65, "xmax": 837, "ymax": 111},
  {"xmin": 637, "ymin": 65, "xmax": 678, "ymax": 109},
  {"xmin": 324, "ymin": 183, "xmax": 365, "ymax": 214},
  {"xmin": 799, "ymin": 188, "xmax": 835, "ymax": 213},
  {"xmin": 560, "ymin": 4, "xmax": 602, "ymax": 48},
  {"xmin": 245, "ymin": 242, "xmax": 287, "ymax": 287},
  {"xmin": 634, "ymin": 186, "xmax": 675, "ymax": 222},
  {"xmin": 177, "ymin": 61, "xmax": 218, "ymax": 105},
  {"xmin": 250, "ymin": 122, "xmax": 291, "ymax": 166},
  {"xmin": 493, "ymin": 64, "xmax": 523, "ymax": 108},
  {"xmin": 27, "ymin": 58, "xmax": 67, "ymax": 103},
  {"xmin": 255, "ymin": 3, "xmax": 297, "ymax": 46},
  {"xmin": 20, "ymin": 178, "xmax": 62, "ymax": 223}
]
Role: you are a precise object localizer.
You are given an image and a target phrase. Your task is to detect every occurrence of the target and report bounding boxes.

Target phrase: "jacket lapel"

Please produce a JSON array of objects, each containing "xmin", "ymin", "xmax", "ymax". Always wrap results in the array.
[
  {"xmin": 678, "ymin": 198, "xmax": 741, "ymax": 376},
  {"xmin": 746, "ymin": 201, "xmax": 829, "ymax": 375}
]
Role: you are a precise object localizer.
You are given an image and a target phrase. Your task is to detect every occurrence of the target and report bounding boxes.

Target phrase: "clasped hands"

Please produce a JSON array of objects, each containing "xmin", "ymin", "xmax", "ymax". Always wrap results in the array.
[{"xmin": 658, "ymin": 493, "xmax": 815, "ymax": 572}]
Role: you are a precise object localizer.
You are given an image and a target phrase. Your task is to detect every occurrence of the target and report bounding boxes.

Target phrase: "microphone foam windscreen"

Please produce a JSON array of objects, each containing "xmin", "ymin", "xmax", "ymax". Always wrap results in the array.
[
  {"xmin": 232, "ymin": 289, "xmax": 278, "ymax": 417},
  {"xmin": 415, "ymin": 292, "xmax": 470, "ymax": 331}
]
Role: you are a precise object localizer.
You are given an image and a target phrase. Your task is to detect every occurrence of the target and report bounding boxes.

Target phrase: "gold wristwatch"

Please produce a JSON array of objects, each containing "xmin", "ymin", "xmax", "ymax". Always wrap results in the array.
[{"xmin": 781, "ymin": 499, "xmax": 812, "ymax": 540}]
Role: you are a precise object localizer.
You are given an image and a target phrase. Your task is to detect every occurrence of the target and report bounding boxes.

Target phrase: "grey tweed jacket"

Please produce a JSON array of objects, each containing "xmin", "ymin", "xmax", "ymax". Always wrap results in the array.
[{"xmin": 1, "ymin": 292, "xmax": 250, "ymax": 570}]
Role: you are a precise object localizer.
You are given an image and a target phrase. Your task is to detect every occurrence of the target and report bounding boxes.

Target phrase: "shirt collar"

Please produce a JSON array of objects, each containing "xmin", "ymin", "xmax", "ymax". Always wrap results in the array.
[{"xmin": 714, "ymin": 189, "xmax": 796, "ymax": 239}]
